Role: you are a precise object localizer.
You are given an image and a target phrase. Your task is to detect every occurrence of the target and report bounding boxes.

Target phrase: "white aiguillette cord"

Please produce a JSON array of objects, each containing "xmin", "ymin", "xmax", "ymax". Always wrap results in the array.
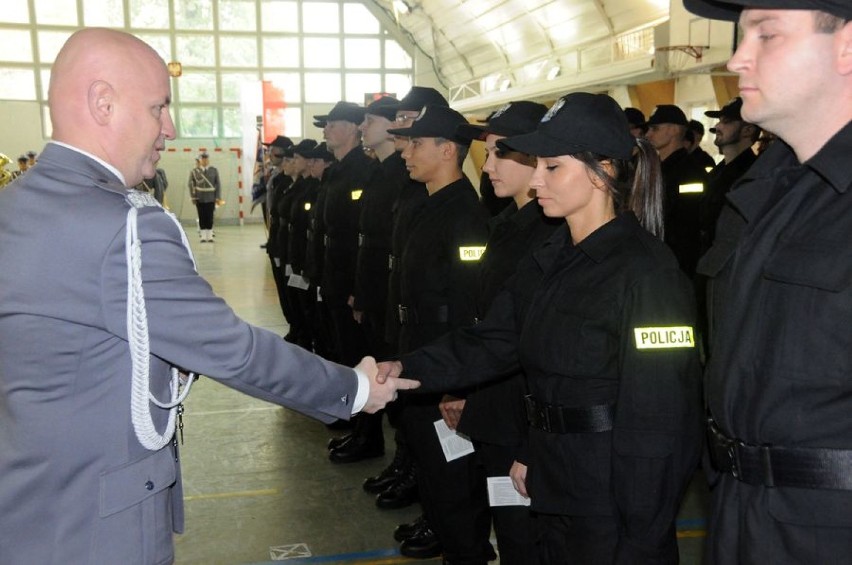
[{"xmin": 125, "ymin": 191, "xmax": 198, "ymax": 450}]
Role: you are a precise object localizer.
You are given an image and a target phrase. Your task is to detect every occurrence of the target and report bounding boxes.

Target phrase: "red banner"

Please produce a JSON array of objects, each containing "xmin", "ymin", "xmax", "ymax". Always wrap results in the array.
[{"xmin": 262, "ymin": 81, "xmax": 287, "ymax": 144}]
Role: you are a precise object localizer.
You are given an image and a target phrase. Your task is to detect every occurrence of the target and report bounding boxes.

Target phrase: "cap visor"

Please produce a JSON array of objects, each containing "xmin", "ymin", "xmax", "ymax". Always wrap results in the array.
[
  {"xmin": 455, "ymin": 123, "xmax": 487, "ymax": 143},
  {"xmin": 682, "ymin": 0, "xmax": 741, "ymax": 21},
  {"xmin": 500, "ymin": 131, "xmax": 581, "ymax": 158}
]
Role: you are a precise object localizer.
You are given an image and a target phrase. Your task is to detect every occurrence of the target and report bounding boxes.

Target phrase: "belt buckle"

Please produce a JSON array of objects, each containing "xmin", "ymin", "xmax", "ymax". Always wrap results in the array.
[{"xmin": 728, "ymin": 441, "xmax": 745, "ymax": 480}]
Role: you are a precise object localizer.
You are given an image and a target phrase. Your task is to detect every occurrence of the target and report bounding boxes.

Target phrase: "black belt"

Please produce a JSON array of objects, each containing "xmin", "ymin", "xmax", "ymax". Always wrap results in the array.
[
  {"xmin": 525, "ymin": 396, "xmax": 615, "ymax": 434},
  {"xmin": 707, "ymin": 418, "xmax": 852, "ymax": 490},
  {"xmin": 397, "ymin": 304, "xmax": 448, "ymax": 325},
  {"xmin": 358, "ymin": 233, "xmax": 388, "ymax": 250}
]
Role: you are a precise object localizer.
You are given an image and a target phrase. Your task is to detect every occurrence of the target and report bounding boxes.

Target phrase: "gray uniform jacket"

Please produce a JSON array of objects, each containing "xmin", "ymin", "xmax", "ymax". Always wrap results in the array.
[
  {"xmin": 0, "ymin": 143, "xmax": 358, "ymax": 564},
  {"xmin": 188, "ymin": 165, "xmax": 220, "ymax": 203}
]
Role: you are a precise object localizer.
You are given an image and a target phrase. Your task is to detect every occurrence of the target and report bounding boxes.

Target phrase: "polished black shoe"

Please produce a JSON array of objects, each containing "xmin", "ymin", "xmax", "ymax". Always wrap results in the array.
[
  {"xmin": 363, "ymin": 461, "xmax": 403, "ymax": 494},
  {"xmin": 399, "ymin": 522, "xmax": 442, "ymax": 559},
  {"xmin": 375, "ymin": 469, "xmax": 418, "ymax": 509},
  {"xmin": 393, "ymin": 513, "xmax": 427, "ymax": 542},
  {"xmin": 327, "ymin": 432, "xmax": 353, "ymax": 451},
  {"xmin": 328, "ymin": 434, "xmax": 384, "ymax": 464}
]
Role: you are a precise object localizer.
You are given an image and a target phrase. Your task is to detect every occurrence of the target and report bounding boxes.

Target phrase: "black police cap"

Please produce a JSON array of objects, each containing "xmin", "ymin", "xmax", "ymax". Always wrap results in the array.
[
  {"xmin": 646, "ymin": 104, "xmax": 689, "ymax": 127},
  {"xmin": 305, "ymin": 141, "xmax": 335, "ymax": 162},
  {"xmin": 386, "ymin": 104, "xmax": 471, "ymax": 146},
  {"xmin": 623, "ymin": 107, "xmax": 646, "ymax": 128},
  {"xmin": 365, "ymin": 96, "xmax": 400, "ymax": 121},
  {"xmin": 705, "ymin": 97, "xmax": 744, "ymax": 121},
  {"xmin": 684, "ymin": 0, "xmax": 851, "ymax": 21},
  {"xmin": 265, "ymin": 135, "xmax": 294, "ymax": 149},
  {"xmin": 456, "ymin": 101, "xmax": 548, "ymax": 142},
  {"xmin": 314, "ymin": 101, "xmax": 366, "ymax": 125},
  {"xmin": 292, "ymin": 139, "xmax": 319, "ymax": 157},
  {"xmin": 397, "ymin": 86, "xmax": 449, "ymax": 112},
  {"xmin": 498, "ymin": 92, "xmax": 635, "ymax": 161}
]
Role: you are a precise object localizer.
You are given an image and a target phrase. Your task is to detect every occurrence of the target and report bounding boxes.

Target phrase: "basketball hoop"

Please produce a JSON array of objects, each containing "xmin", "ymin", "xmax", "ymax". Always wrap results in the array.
[{"xmin": 657, "ymin": 45, "xmax": 709, "ymax": 73}]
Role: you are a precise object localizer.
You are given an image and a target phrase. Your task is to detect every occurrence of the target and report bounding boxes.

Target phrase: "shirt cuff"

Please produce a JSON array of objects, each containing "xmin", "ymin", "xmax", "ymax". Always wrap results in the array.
[{"xmin": 351, "ymin": 367, "xmax": 369, "ymax": 414}]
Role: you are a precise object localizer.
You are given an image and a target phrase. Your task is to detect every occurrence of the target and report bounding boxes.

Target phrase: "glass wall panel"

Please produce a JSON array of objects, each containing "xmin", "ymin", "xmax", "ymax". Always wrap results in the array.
[
  {"xmin": 343, "ymin": 3, "xmax": 379, "ymax": 34},
  {"xmin": 83, "ymin": 0, "xmax": 125, "ymax": 27},
  {"xmin": 385, "ymin": 39, "xmax": 412, "ymax": 68},
  {"xmin": 221, "ymin": 72, "xmax": 259, "ymax": 102},
  {"xmin": 385, "ymin": 73, "xmax": 412, "ymax": 99},
  {"xmin": 180, "ymin": 106, "xmax": 218, "ymax": 137},
  {"xmin": 304, "ymin": 72, "xmax": 341, "ymax": 102},
  {"xmin": 264, "ymin": 72, "xmax": 302, "ymax": 103},
  {"xmin": 135, "ymin": 33, "xmax": 172, "ymax": 63},
  {"xmin": 261, "ymin": 0, "xmax": 299, "ymax": 32},
  {"xmin": 179, "ymin": 72, "xmax": 218, "ymax": 102},
  {"xmin": 0, "ymin": 0, "xmax": 30, "ymax": 24},
  {"xmin": 302, "ymin": 3, "xmax": 338, "ymax": 34},
  {"xmin": 262, "ymin": 37, "xmax": 300, "ymax": 68},
  {"xmin": 174, "ymin": 0, "xmax": 214, "ymax": 30},
  {"xmin": 38, "ymin": 31, "xmax": 73, "ymax": 64},
  {"xmin": 344, "ymin": 38, "xmax": 380, "ymax": 68},
  {"xmin": 222, "ymin": 106, "xmax": 243, "ymax": 137},
  {"xmin": 176, "ymin": 35, "xmax": 216, "ymax": 66},
  {"xmin": 344, "ymin": 73, "xmax": 381, "ymax": 103},
  {"xmin": 219, "ymin": 0, "xmax": 257, "ymax": 31},
  {"xmin": 303, "ymin": 37, "xmax": 339, "ymax": 68},
  {"xmin": 35, "ymin": 0, "xmax": 78, "ymax": 26},
  {"xmin": 129, "ymin": 0, "xmax": 170, "ymax": 29},
  {"xmin": 283, "ymin": 107, "xmax": 303, "ymax": 137},
  {"xmin": 0, "ymin": 30, "xmax": 33, "ymax": 63},
  {"xmin": 219, "ymin": 35, "xmax": 258, "ymax": 67},
  {"xmin": 0, "ymin": 68, "xmax": 36, "ymax": 100}
]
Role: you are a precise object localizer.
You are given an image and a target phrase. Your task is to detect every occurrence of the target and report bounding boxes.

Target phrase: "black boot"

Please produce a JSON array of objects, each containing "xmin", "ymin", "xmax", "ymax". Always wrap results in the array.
[
  {"xmin": 363, "ymin": 439, "xmax": 408, "ymax": 493},
  {"xmin": 393, "ymin": 513, "xmax": 427, "ymax": 542},
  {"xmin": 375, "ymin": 465, "xmax": 418, "ymax": 509},
  {"xmin": 327, "ymin": 432, "xmax": 353, "ymax": 451},
  {"xmin": 328, "ymin": 433, "xmax": 384, "ymax": 463},
  {"xmin": 399, "ymin": 518, "xmax": 442, "ymax": 559}
]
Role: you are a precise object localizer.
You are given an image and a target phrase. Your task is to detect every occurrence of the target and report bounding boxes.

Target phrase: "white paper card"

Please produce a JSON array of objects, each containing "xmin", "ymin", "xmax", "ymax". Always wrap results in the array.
[
  {"xmin": 486, "ymin": 476, "xmax": 531, "ymax": 507},
  {"xmin": 433, "ymin": 419, "xmax": 475, "ymax": 462},
  {"xmin": 284, "ymin": 264, "xmax": 294, "ymax": 276},
  {"xmin": 287, "ymin": 274, "xmax": 310, "ymax": 290}
]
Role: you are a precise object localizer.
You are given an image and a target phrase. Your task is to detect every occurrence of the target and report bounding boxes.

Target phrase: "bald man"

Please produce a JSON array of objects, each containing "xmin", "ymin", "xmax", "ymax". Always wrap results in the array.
[{"xmin": 0, "ymin": 28, "xmax": 417, "ymax": 564}]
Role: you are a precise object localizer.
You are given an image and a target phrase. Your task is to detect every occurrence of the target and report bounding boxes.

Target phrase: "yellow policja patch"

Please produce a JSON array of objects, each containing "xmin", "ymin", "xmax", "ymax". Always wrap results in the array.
[
  {"xmin": 678, "ymin": 183, "xmax": 704, "ymax": 194},
  {"xmin": 634, "ymin": 326, "xmax": 695, "ymax": 349},
  {"xmin": 458, "ymin": 246, "xmax": 486, "ymax": 261},
  {"xmin": 304, "ymin": 202, "xmax": 311, "ymax": 210},
  {"xmin": 351, "ymin": 189, "xmax": 363, "ymax": 200}
]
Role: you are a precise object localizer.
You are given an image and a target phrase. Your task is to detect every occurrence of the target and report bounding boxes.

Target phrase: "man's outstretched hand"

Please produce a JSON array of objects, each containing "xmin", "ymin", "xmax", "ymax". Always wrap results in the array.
[
  {"xmin": 375, "ymin": 360, "xmax": 404, "ymax": 384},
  {"xmin": 356, "ymin": 357, "xmax": 419, "ymax": 413}
]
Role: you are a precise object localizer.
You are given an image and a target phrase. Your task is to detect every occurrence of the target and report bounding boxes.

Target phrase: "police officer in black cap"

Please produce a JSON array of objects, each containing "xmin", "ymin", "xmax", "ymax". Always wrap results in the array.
[
  {"xmin": 624, "ymin": 107, "xmax": 648, "ymax": 138},
  {"xmin": 264, "ymin": 136, "xmax": 296, "ymax": 335},
  {"xmin": 686, "ymin": 119, "xmax": 717, "ymax": 171},
  {"xmin": 362, "ymin": 87, "xmax": 451, "ymax": 508},
  {"xmin": 447, "ymin": 100, "xmax": 557, "ymax": 564},
  {"xmin": 385, "ymin": 104, "xmax": 493, "ymax": 563},
  {"xmin": 378, "ymin": 92, "xmax": 703, "ymax": 563},
  {"xmin": 699, "ymin": 97, "xmax": 760, "ymax": 252},
  {"xmin": 644, "ymin": 104, "xmax": 709, "ymax": 276},
  {"xmin": 684, "ymin": 1, "xmax": 852, "ymax": 563}
]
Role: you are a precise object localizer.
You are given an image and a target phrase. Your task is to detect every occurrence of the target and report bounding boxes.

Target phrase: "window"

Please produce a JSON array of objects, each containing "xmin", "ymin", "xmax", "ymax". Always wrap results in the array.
[{"xmin": 1, "ymin": 0, "xmax": 415, "ymax": 139}]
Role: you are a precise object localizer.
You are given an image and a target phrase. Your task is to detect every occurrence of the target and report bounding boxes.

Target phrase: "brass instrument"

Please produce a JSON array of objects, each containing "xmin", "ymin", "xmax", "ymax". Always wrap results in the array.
[{"xmin": 0, "ymin": 153, "xmax": 13, "ymax": 190}]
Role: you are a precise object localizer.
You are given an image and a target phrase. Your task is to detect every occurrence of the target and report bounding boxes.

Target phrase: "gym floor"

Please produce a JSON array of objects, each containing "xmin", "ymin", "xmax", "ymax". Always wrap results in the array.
[{"xmin": 173, "ymin": 223, "xmax": 709, "ymax": 565}]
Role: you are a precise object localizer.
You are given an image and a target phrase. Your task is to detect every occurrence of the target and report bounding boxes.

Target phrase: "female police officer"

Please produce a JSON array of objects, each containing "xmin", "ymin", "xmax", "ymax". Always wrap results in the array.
[{"xmin": 378, "ymin": 92, "xmax": 703, "ymax": 563}]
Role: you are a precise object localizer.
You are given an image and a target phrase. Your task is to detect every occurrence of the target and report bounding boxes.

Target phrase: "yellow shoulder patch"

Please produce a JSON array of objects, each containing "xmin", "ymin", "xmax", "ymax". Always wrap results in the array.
[
  {"xmin": 634, "ymin": 326, "xmax": 695, "ymax": 349},
  {"xmin": 459, "ymin": 246, "xmax": 486, "ymax": 261},
  {"xmin": 678, "ymin": 183, "xmax": 704, "ymax": 194},
  {"xmin": 351, "ymin": 189, "xmax": 363, "ymax": 200},
  {"xmin": 304, "ymin": 202, "xmax": 312, "ymax": 211}
]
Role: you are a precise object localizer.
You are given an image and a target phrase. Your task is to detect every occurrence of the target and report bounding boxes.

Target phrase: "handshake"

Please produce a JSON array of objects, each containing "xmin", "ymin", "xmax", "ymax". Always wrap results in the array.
[{"xmin": 355, "ymin": 357, "xmax": 416, "ymax": 413}]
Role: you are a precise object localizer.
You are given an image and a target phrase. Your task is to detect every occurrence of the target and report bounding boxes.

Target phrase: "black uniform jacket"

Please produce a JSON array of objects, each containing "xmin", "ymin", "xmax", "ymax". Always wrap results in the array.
[
  {"xmin": 457, "ymin": 200, "xmax": 560, "ymax": 447},
  {"xmin": 662, "ymin": 147, "xmax": 709, "ymax": 276},
  {"xmin": 697, "ymin": 123, "xmax": 852, "ymax": 525},
  {"xmin": 265, "ymin": 172, "xmax": 292, "ymax": 258},
  {"xmin": 397, "ymin": 177, "xmax": 489, "ymax": 354},
  {"xmin": 304, "ymin": 172, "xmax": 329, "ymax": 284},
  {"xmin": 698, "ymin": 148, "xmax": 758, "ymax": 253},
  {"xmin": 287, "ymin": 177, "xmax": 320, "ymax": 276},
  {"xmin": 385, "ymin": 168, "xmax": 429, "ymax": 350},
  {"xmin": 276, "ymin": 175, "xmax": 309, "ymax": 269},
  {"xmin": 321, "ymin": 147, "xmax": 382, "ymax": 300},
  {"xmin": 353, "ymin": 152, "xmax": 406, "ymax": 318},
  {"xmin": 402, "ymin": 212, "xmax": 703, "ymax": 558}
]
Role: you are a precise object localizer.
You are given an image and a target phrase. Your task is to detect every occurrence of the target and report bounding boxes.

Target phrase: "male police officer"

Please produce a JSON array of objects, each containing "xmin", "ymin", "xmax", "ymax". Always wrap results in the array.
[
  {"xmin": 645, "ymin": 104, "xmax": 709, "ymax": 276},
  {"xmin": 683, "ymin": 1, "xmax": 852, "ymax": 563},
  {"xmin": 387, "ymin": 105, "xmax": 493, "ymax": 563}
]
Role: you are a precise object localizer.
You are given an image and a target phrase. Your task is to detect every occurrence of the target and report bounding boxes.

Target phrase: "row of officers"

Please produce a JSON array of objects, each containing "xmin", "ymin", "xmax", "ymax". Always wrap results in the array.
[{"xmin": 253, "ymin": 75, "xmax": 792, "ymax": 563}]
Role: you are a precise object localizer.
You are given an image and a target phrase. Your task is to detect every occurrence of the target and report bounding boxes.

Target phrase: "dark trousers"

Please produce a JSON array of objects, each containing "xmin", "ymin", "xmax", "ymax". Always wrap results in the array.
[
  {"xmin": 324, "ymin": 296, "xmax": 367, "ymax": 366},
  {"xmin": 536, "ymin": 513, "xmax": 617, "ymax": 564},
  {"xmin": 196, "ymin": 201, "xmax": 215, "ymax": 229},
  {"xmin": 269, "ymin": 257, "xmax": 293, "ymax": 325},
  {"xmin": 284, "ymin": 284, "xmax": 309, "ymax": 344},
  {"xmin": 476, "ymin": 442, "xmax": 538, "ymax": 565},
  {"xmin": 401, "ymin": 400, "xmax": 493, "ymax": 564},
  {"xmin": 308, "ymin": 287, "xmax": 336, "ymax": 360}
]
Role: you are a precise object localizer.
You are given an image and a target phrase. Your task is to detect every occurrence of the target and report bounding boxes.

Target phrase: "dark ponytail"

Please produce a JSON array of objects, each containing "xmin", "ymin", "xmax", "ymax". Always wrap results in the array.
[{"xmin": 571, "ymin": 137, "xmax": 664, "ymax": 238}]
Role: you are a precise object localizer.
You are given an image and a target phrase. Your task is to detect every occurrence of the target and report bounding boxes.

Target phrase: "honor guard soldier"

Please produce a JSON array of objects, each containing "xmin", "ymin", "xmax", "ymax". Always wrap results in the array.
[
  {"xmin": 264, "ymin": 137, "xmax": 296, "ymax": 332},
  {"xmin": 683, "ymin": 0, "xmax": 852, "ymax": 563},
  {"xmin": 379, "ymin": 93, "xmax": 704, "ymax": 563},
  {"xmin": 644, "ymin": 104, "xmax": 709, "ymax": 276},
  {"xmin": 386, "ymin": 104, "xmax": 494, "ymax": 563},
  {"xmin": 188, "ymin": 151, "xmax": 222, "ymax": 243}
]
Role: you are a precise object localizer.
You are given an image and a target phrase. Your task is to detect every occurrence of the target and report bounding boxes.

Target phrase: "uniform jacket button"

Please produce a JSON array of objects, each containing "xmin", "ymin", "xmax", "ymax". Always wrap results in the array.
[{"xmin": 145, "ymin": 480, "xmax": 154, "ymax": 491}]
